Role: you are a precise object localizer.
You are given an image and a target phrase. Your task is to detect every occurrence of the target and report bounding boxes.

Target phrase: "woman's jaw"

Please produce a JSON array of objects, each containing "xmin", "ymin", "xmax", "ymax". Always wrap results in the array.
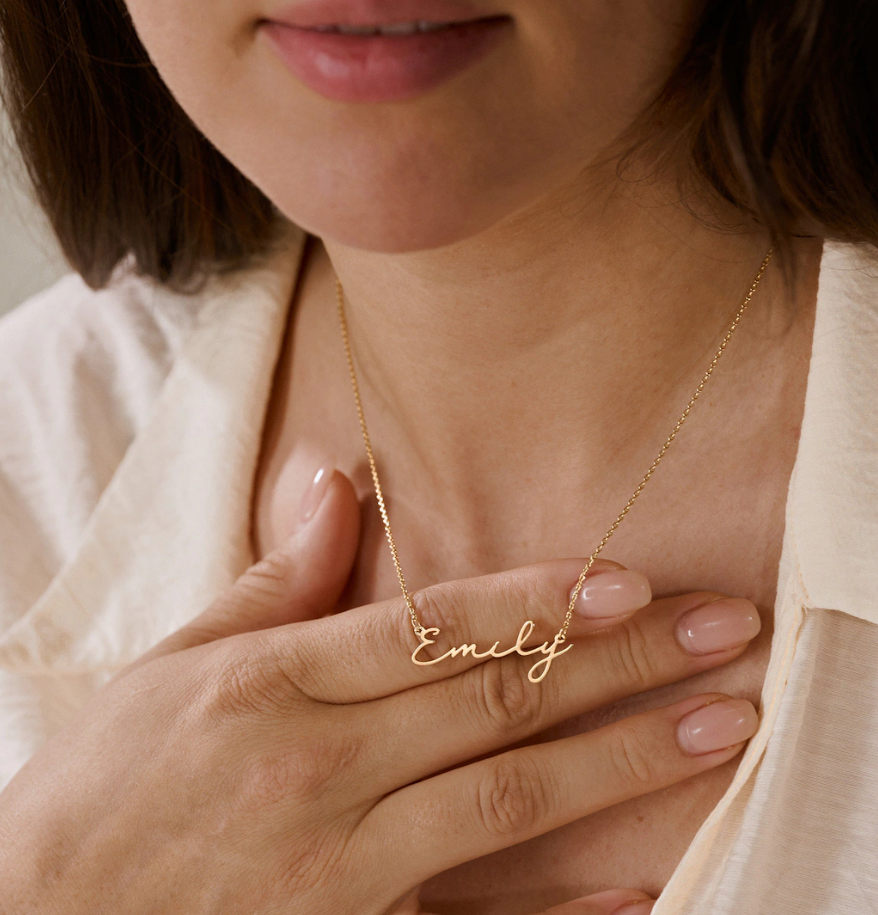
[{"xmin": 121, "ymin": 0, "xmax": 697, "ymax": 252}]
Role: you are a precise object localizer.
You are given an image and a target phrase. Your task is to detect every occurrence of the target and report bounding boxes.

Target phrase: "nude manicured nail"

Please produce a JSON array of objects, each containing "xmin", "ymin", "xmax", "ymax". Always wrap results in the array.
[
  {"xmin": 675, "ymin": 598, "xmax": 761, "ymax": 655},
  {"xmin": 573, "ymin": 569, "xmax": 652, "ymax": 618},
  {"xmin": 298, "ymin": 463, "xmax": 334, "ymax": 524},
  {"xmin": 676, "ymin": 698, "xmax": 759, "ymax": 755},
  {"xmin": 612, "ymin": 901, "xmax": 655, "ymax": 915}
]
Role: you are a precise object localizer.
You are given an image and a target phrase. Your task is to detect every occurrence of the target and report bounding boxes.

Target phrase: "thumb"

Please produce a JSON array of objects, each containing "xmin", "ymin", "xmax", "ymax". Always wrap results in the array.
[{"xmin": 121, "ymin": 465, "xmax": 360, "ymax": 675}]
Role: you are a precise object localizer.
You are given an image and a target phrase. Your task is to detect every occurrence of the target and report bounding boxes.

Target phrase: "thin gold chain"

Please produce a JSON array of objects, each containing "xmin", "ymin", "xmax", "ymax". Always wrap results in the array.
[{"xmin": 335, "ymin": 249, "xmax": 773, "ymax": 643}]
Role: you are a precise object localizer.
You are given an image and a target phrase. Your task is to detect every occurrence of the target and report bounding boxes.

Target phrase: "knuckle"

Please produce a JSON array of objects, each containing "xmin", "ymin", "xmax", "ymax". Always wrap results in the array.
[
  {"xmin": 474, "ymin": 569, "xmax": 550, "ymax": 633},
  {"xmin": 284, "ymin": 633, "xmax": 336, "ymax": 701},
  {"xmin": 606, "ymin": 722, "xmax": 661, "ymax": 789},
  {"xmin": 237, "ymin": 725, "xmax": 363, "ymax": 813},
  {"xmin": 606, "ymin": 615, "xmax": 659, "ymax": 689},
  {"xmin": 211, "ymin": 659, "xmax": 262, "ymax": 719},
  {"xmin": 475, "ymin": 756, "xmax": 553, "ymax": 838},
  {"xmin": 410, "ymin": 583, "xmax": 460, "ymax": 638},
  {"xmin": 205, "ymin": 644, "xmax": 301, "ymax": 722},
  {"xmin": 239, "ymin": 550, "xmax": 295, "ymax": 603},
  {"xmin": 481, "ymin": 571, "xmax": 544, "ymax": 629},
  {"xmin": 514, "ymin": 570, "xmax": 558, "ymax": 627},
  {"xmin": 474, "ymin": 658, "xmax": 543, "ymax": 735},
  {"xmin": 239, "ymin": 748, "xmax": 307, "ymax": 811}
]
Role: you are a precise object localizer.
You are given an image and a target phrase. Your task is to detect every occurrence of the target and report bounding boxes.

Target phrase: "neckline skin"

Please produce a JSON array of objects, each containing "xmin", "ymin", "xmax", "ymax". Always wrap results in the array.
[{"xmin": 252, "ymin": 163, "xmax": 823, "ymax": 597}]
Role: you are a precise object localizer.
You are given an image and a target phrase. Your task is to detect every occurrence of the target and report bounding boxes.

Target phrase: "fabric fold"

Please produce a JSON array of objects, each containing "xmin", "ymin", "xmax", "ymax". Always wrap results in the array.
[{"xmin": 0, "ymin": 223, "xmax": 307, "ymax": 673}]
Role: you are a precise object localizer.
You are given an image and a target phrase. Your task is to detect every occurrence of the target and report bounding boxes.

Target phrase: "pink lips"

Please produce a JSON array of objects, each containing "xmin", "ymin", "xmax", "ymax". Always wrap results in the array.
[{"xmin": 261, "ymin": 1, "xmax": 511, "ymax": 102}]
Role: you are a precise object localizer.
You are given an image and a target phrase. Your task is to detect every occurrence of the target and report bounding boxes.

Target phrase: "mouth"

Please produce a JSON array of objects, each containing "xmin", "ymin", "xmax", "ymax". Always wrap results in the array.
[
  {"xmin": 261, "ymin": 3, "xmax": 512, "ymax": 103},
  {"xmin": 305, "ymin": 20, "xmax": 482, "ymax": 34}
]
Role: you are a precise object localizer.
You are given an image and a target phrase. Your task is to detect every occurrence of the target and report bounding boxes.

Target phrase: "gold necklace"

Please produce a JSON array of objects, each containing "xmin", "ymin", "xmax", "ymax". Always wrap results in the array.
[{"xmin": 335, "ymin": 250, "xmax": 773, "ymax": 683}]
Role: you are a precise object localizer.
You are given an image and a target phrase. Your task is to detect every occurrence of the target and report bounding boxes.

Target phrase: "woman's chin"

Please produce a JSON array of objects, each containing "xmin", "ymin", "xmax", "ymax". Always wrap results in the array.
[{"xmin": 277, "ymin": 199, "xmax": 500, "ymax": 254}]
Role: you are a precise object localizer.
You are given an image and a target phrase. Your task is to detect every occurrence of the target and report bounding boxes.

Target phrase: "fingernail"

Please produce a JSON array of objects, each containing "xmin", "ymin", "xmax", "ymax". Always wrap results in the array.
[
  {"xmin": 675, "ymin": 598, "xmax": 761, "ymax": 655},
  {"xmin": 676, "ymin": 698, "xmax": 759, "ymax": 755},
  {"xmin": 573, "ymin": 570, "xmax": 652, "ymax": 618},
  {"xmin": 612, "ymin": 901, "xmax": 656, "ymax": 915},
  {"xmin": 298, "ymin": 463, "xmax": 334, "ymax": 524}
]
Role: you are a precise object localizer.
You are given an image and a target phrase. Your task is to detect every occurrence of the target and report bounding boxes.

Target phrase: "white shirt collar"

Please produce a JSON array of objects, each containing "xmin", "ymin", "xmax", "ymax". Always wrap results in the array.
[
  {"xmin": 0, "ymin": 222, "xmax": 308, "ymax": 672},
  {"xmin": 791, "ymin": 241, "xmax": 878, "ymax": 618}
]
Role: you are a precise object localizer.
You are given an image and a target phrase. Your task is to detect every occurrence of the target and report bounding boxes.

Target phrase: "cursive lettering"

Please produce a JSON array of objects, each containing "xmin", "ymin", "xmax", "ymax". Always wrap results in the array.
[{"xmin": 411, "ymin": 620, "xmax": 572, "ymax": 683}]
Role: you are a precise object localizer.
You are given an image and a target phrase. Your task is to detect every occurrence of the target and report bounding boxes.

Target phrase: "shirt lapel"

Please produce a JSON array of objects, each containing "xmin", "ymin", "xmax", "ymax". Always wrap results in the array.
[
  {"xmin": 789, "ymin": 240, "xmax": 878, "ymax": 622},
  {"xmin": 0, "ymin": 223, "xmax": 307, "ymax": 672}
]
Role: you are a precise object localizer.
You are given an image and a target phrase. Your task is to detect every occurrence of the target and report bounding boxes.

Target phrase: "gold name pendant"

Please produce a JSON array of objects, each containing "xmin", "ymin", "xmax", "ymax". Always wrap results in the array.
[{"xmin": 411, "ymin": 621, "xmax": 573, "ymax": 684}]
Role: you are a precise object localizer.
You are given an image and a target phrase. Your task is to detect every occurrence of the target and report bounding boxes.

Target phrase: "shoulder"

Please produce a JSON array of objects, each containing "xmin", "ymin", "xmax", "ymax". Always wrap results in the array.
[
  {"xmin": 0, "ymin": 223, "xmax": 308, "ymax": 633},
  {"xmin": 0, "ymin": 259, "xmax": 199, "ymax": 414},
  {"xmin": 0, "ymin": 261, "xmax": 201, "ymax": 624},
  {"xmin": 819, "ymin": 240, "xmax": 878, "ymax": 314}
]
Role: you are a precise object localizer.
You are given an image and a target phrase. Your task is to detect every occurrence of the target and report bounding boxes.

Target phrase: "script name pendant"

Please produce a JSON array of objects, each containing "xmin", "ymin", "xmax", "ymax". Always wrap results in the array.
[{"xmin": 411, "ymin": 620, "xmax": 573, "ymax": 684}]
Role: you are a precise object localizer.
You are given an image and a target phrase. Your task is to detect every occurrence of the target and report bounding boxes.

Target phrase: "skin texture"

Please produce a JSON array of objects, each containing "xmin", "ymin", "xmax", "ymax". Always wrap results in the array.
[{"xmin": 3, "ymin": 0, "xmax": 824, "ymax": 911}]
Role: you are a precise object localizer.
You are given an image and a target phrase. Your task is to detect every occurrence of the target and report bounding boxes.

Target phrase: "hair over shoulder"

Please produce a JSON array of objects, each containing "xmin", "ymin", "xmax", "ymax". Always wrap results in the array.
[{"xmin": 1, "ymin": 0, "xmax": 876, "ymax": 291}]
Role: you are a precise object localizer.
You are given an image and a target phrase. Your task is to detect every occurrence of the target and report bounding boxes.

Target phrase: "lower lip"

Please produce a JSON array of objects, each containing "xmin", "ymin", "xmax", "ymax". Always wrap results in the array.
[{"xmin": 261, "ymin": 17, "xmax": 511, "ymax": 103}]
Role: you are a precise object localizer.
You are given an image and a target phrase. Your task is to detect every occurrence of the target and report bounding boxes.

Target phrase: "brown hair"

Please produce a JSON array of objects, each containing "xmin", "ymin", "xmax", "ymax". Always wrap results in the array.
[{"xmin": 1, "ymin": 0, "xmax": 876, "ymax": 292}]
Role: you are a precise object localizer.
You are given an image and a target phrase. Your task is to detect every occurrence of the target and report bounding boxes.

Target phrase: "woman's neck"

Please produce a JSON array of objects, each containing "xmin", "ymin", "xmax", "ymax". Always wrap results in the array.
[
  {"xmin": 322, "ymin": 172, "xmax": 790, "ymax": 475},
  {"xmin": 256, "ymin": 167, "xmax": 820, "ymax": 590}
]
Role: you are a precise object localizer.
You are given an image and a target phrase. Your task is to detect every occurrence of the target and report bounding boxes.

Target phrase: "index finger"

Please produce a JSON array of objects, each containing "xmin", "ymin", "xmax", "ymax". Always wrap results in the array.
[{"xmin": 272, "ymin": 557, "xmax": 651, "ymax": 703}]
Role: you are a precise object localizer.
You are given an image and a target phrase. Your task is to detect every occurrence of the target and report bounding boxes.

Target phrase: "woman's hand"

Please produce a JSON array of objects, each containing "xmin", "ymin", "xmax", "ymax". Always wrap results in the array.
[{"xmin": 0, "ymin": 470, "xmax": 759, "ymax": 915}]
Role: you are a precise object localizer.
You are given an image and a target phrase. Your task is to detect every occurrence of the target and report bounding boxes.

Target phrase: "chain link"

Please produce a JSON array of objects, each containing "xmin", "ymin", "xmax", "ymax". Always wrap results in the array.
[{"xmin": 335, "ymin": 248, "xmax": 773, "ymax": 643}]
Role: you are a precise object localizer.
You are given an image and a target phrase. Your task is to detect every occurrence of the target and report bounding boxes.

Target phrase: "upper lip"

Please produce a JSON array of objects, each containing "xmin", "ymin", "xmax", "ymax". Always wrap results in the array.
[{"xmin": 265, "ymin": 0, "xmax": 493, "ymax": 28}]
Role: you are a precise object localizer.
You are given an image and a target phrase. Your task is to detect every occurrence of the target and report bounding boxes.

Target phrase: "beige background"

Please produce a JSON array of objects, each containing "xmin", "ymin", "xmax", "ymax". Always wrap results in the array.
[{"xmin": 0, "ymin": 110, "xmax": 70, "ymax": 318}]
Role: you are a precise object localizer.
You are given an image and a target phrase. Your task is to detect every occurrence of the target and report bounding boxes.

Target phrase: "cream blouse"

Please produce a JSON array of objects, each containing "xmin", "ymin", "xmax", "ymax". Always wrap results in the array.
[{"xmin": 1, "ymin": 222, "xmax": 877, "ymax": 913}]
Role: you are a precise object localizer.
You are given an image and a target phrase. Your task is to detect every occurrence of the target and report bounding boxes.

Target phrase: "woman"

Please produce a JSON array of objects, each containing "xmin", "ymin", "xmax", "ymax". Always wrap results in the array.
[{"xmin": 0, "ymin": 1, "xmax": 875, "ymax": 912}]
